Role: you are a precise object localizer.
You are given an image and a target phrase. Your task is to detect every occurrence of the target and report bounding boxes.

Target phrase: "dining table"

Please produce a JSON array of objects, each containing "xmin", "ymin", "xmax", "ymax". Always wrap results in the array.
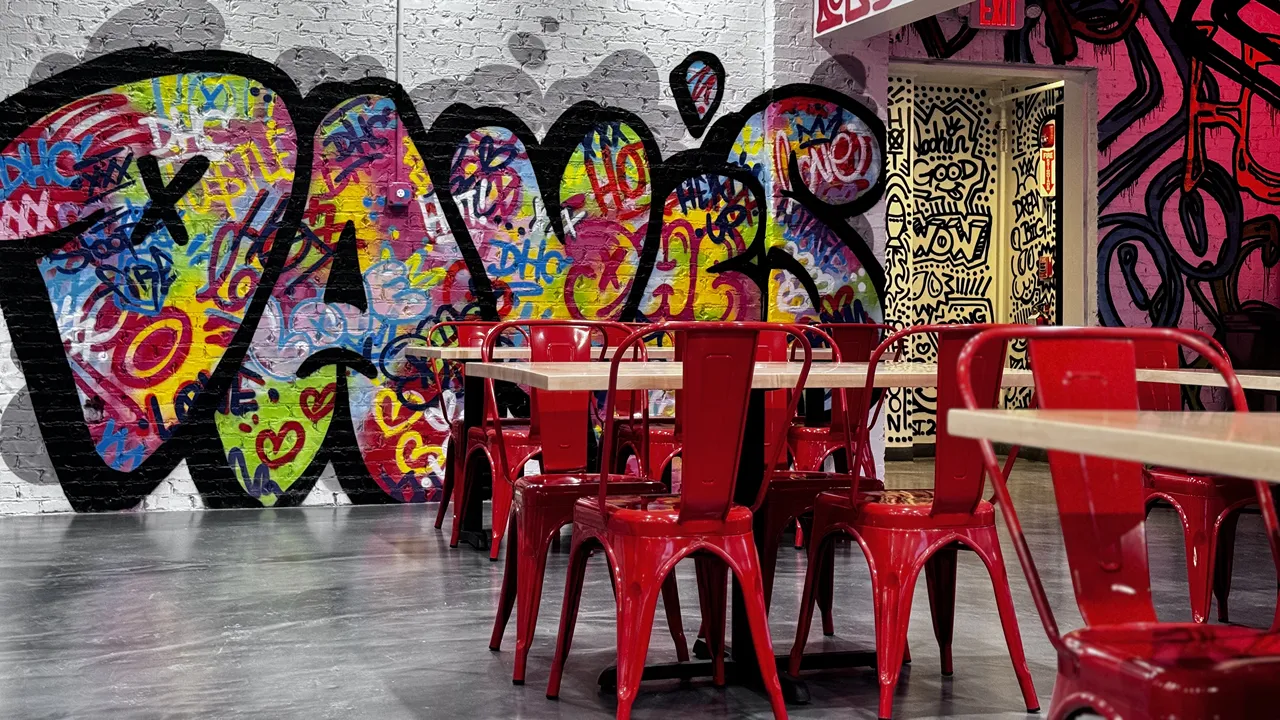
[
  {"xmin": 949, "ymin": 408, "xmax": 1280, "ymax": 484},
  {"xmin": 404, "ymin": 346, "xmax": 838, "ymax": 362},
  {"xmin": 452, "ymin": 356, "xmax": 1280, "ymax": 702}
]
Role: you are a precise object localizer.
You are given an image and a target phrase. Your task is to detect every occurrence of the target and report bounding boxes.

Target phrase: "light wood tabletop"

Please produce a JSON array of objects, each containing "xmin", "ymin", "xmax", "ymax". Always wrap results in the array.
[
  {"xmin": 403, "ymin": 346, "xmax": 672, "ymax": 361},
  {"xmin": 948, "ymin": 408, "xmax": 1280, "ymax": 484},
  {"xmin": 465, "ymin": 361, "xmax": 1034, "ymax": 390},
  {"xmin": 403, "ymin": 346, "xmax": 839, "ymax": 362},
  {"xmin": 462, "ymin": 360, "xmax": 1280, "ymax": 393}
]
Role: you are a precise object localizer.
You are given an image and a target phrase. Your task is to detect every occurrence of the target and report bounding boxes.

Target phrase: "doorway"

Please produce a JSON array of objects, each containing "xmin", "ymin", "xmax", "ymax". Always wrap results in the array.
[{"xmin": 883, "ymin": 61, "xmax": 1097, "ymax": 451}]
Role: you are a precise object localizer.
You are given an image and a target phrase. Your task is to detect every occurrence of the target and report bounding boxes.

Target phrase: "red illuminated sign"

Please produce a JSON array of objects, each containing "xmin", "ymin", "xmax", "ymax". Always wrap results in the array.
[{"xmin": 972, "ymin": 0, "xmax": 1024, "ymax": 29}]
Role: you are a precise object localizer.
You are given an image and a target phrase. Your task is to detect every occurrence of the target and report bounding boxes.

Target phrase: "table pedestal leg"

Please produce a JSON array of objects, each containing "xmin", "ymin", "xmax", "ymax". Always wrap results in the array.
[{"xmin": 457, "ymin": 373, "xmax": 491, "ymax": 551}]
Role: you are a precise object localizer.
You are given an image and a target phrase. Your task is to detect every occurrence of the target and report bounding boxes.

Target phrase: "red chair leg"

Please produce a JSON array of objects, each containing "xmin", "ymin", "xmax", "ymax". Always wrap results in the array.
[
  {"xmin": 969, "ymin": 530, "xmax": 1040, "ymax": 713},
  {"xmin": 867, "ymin": 534, "xmax": 920, "ymax": 720},
  {"xmin": 512, "ymin": 508, "xmax": 560, "ymax": 685},
  {"xmin": 757, "ymin": 507, "xmax": 790, "ymax": 611},
  {"xmin": 489, "ymin": 512, "xmax": 519, "ymax": 652},
  {"xmin": 660, "ymin": 574, "xmax": 690, "ymax": 663},
  {"xmin": 818, "ymin": 541, "xmax": 836, "ymax": 636},
  {"xmin": 546, "ymin": 534, "xmax": 595, "ymax": 699},
  {"xmin": 1215, "ymin": 510, "xmax": 1241, "ymax": 622},
  {"xmin": 434, "ymin": 437, "xmax": 454, "ymax": 529},
  {"xmin": 1167, "ymin": 493, "xmax": 1216, "ymax": 623},
  {"xmin": 490, "ymin": 477, "xmax": 514, "ymax": 561},
  {"xmin": 724, "ymin": 533, "xmax": 788, "ymax": 719},
  {"xmin": 924, "ymin": 545, "xmax": 957, "ymax": 676},
  {"xmin": 614, "ymin": 557, "xmax": 664, "ymax": 720},
  {"xmin": 794, "ymin": 517, "xmax": 806, "ymax": 550},
  {"xmin": 789, "ymin": 519, "xmax": 837, "ymax": 677},
  {"xmin": 694, "ymin": 555, "xmax": 728, "ymax": 685}
]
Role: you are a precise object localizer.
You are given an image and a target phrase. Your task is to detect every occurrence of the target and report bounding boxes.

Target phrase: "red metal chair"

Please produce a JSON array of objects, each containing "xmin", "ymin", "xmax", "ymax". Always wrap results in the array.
[
  {"xmin": 485, "ymin": 331, "xmax": 688, "ymax": 685},
  {"xmin": 600, "ymin": 324, "xmax": 670, "ymax": 478},
  {"xmin": 1136, "ymin": 336, "xmax": 1258, "ymax": 623},
  {"xmin": 460, "ymin": 320, "xmax": 617, "ymax": 560},
  {"xmin": 753, "ymin": 327, "xmax": 884, "ymax": 626},
  {"xmin": 960, "ymin": 325, "xmax": 1280, "ymax": 719},
  {"xmin": 425, "ymin": 320, "xmax": 501, "ymax": 534},
  {"xmin": 789, "ymin": 324, "xmax": 1039, "ymax": 720},
  {"xmin": 788, "ymin": 323, "xmax": 896, "ymax": 476},
  {"xmin": 610, "ymin": 328, "xmax": 680, "ymax": 483},
  {"xmin": 546, "ymin": 322, "xmax": 809, "ymax": 720}
]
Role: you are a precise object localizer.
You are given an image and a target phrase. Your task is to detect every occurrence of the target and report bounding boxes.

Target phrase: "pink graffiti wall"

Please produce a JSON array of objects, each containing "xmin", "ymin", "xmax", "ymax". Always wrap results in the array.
[{"xmin": 892, "ymin": 0, "xmax": 1280, "ymax": 340}]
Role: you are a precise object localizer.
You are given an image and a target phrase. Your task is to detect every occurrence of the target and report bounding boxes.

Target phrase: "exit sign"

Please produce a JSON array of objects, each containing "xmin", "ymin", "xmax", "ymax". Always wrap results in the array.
[{"xmin": 972, "ymin": 0, "xmax": 1024, "ymax": 28}]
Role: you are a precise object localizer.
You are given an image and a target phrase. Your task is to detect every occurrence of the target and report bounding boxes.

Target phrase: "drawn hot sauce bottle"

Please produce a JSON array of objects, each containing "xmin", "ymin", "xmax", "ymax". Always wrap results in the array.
[{"xmin": 886, "ymin": 195, "xmax": 906, "ymax": 243}]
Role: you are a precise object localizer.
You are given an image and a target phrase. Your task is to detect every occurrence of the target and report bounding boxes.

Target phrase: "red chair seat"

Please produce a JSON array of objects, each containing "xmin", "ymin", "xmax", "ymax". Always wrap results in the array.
[
  {"xmin": 814, "ymin": 488, "xmax": 997, "ymax": 529},
  {"xmin": 766, "ymin": 470, "xmax": 882, "ymax": 493},
  {"xmin": 1144, "ymin": 466, "xmax": 1254, "ymax": 498},
  {"xmin": 1057, "ymin": 623, "xmax": 1280, "ymax": 716},
  {"xmin": 468, "ymin": 423, "xmax": 531, "ymax": 444},
  {"xmin": 572, "ymin": 495, "xmax": 755, "ymax": 536},
  {"xmin": 613, "ymin": 420, "xmax": 679, "ymax": 476},
  {"xmin": 514, "ymin": 473, "xmax": 658, "ymax": 495},
  {"xmin": 1066, "ymin": 623, "xmax": 1280, "ymax": 670},
  {"xmin": 786, "ymin": 425, "xmax": 853, "ymax": 471}
]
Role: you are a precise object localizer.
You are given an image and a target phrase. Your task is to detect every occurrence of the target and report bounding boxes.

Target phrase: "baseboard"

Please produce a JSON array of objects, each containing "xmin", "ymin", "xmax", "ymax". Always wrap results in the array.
[{"xmin": 884, "ymin": 442, "xmax": 1047, "ymax": 462}]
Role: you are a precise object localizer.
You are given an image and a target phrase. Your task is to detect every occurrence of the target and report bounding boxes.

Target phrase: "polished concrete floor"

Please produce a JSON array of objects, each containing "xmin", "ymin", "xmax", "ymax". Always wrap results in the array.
[{"xmin": 0, "ymin": 460, "xmax": 1275, "ymax": 719}]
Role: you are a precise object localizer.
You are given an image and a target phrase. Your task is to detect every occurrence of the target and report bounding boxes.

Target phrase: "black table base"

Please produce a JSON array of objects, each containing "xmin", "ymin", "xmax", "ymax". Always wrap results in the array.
[{"xmin": 594, "ymin": 648, "xmax": 878, "ymax": 704}]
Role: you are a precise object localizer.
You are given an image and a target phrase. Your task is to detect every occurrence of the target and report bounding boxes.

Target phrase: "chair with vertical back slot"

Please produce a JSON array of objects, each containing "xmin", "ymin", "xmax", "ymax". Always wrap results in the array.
[
  {"xmin": 461, "ymin": 320, "xmax": 619, "ymax": 560},
  {"xmin": 788, "ymin": 322, "xmax": 895, "ymax": 475},
  {"xmin": 1136, "ymin": 335, "xmax": 1259, "ymax": 623},
  {"xmin": 486, "ymin": 322, "xmax": 687, "ymax": 685},
  {"xmin": 753, "ymin": 326, "xmax": 884, "ymax": 631},
  {"xmin": 424, "ymin": 320, "xmax": 504, "ymax": 535},
  {"xmin": 610, "ymin": 326, "xmax": 680, "ymax": 484},
  {"xmin": 546, "ymin": 321, "xmax": 807, "ymax": 720},
  {"xmin": 961, "ymin": 325, "xmax": 1280, "ymax": 719},
  {"xmin": 789, "ymin": 323, "xmax": 1039, "ymax": 720}
]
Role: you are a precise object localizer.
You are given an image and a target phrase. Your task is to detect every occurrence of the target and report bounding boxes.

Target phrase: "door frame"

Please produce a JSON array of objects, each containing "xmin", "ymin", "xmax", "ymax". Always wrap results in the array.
[{"xmin": 887, "ymin": 59, "xmax": 1099, "ymax": 327}]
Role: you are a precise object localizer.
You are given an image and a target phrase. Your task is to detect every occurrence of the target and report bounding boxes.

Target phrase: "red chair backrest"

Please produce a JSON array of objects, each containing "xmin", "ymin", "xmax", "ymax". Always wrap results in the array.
[
  {"xmin": 485, "ymin": 320, "xmax": 620, "ymax": 474},
  {"xmin": 860, "ymin": 324, "xmax": 1006, "ymax": 518},
  {"xmin": 1028, "ymin": 336, "xmax": 1157, "ymax": 625},
  {"xmin": 425, "ymin": 320, "xmax": 497, "ymax": 420},
  {"xmin": 818, "ymin": 323, "xmax": 889, "ymax": 434},
  {"xmin": 756, "ymin": 330, "xmax": 793, "ymax": 468},
  {"xmin": 599, "ymin": 322, "xmax": 811, "ymax": 523},
  {"xmin": 427, "ymin": 320, "xmax": 495, "ymax": 349},
  {"xmin": 602, "ymin": 324, "xmax": 649, "ymax": 420},
  {"xmin": 957, "ymin": 326, "xmax": 1278, "ymax": 649},
  {"xmin": 1133, "ymin": 339, "xmax": 1181, "ymax": 412},
  {"xmin": 934, "ymin": 326, "xmax": 1007, "ymax": 516}
]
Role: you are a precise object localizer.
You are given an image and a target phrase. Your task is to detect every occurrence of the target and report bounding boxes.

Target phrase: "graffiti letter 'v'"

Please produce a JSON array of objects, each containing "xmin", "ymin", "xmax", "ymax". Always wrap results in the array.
[{"xmin": 131, "ymin": 154, "xmax": 210, "ymax": 246}]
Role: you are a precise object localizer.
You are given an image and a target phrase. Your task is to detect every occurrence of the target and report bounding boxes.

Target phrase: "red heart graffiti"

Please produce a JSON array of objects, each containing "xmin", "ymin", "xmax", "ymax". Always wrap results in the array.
[
  {"xmin": 300, "ymin": 384, "xmax": 337, "ymax": 423},
  {"xmin": 255, "ymin": 421, "xmax": 305, "ymax": 470}
]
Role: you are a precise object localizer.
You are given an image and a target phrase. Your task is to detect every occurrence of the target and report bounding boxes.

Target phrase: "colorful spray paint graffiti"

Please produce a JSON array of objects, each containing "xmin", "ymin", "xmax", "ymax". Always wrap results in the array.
[
  {"xmin": 894, "ymin": 0, "xmax": 1280, "ymax": 339},
  {"xmin": 0, "ymin": 47, "xmax": 885, "ymax": 511}
]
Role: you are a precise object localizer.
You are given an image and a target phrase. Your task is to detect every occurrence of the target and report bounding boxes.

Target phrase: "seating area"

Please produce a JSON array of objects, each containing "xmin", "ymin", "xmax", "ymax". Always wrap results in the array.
[
  {"xmin": 1, "ymin": 319, "xmax": 1278, "ymax": 720},
  {"xmin": 401, "ymin": 320, "xmax": 1280, "ymax": 719}
]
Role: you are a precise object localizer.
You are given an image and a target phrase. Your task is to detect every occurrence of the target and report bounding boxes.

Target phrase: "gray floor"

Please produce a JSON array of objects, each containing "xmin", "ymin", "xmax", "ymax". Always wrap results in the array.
[{"xmin": 0, "ymin": 460, "xmax": 1275, "ymax": 719}]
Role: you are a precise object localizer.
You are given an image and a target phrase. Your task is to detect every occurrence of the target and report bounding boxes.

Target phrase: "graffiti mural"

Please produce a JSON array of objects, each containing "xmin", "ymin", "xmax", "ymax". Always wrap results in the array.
[
  {"xmin": 0, "ymin": 46, "xmax": 885, "ymax": 511},
  {"xmin": 907, "ymin": 83, "xmax": 997, "ymax": 439},
  {"xmin": 910, "ymin": 84, "xmax": 997, "ymax": 328},
  {"xmin": 892, "ymin": 0, "xmax": 1280, "ymax": 343},
  {"xmin": 883, "ymin": 77, "xmax": 915, "ymax": 448}
]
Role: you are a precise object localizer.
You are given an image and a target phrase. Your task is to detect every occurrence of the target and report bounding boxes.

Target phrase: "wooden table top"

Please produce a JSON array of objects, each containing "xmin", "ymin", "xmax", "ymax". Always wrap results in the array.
[
  {"xmin": 462, "ymin": 359, "xmax": 1280, "ymax": 393},
  {"xmin": 948, "ymin": 409, "xmax": 1280, "ymax": 484},
  {"xmin": 465, "ymin": 361, "xmax": 1031, "ymax": 390},
  {"xmin": 403, "ymin": 346, "xmax": 839, "ymax": 362}
]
